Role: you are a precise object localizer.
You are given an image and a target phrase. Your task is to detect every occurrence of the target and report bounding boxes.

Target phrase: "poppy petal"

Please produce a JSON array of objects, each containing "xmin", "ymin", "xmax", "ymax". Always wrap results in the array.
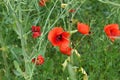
[
  {"xmin": 104, "ymin": 24, "xmax": 119, "ymax": 32},
  {"xmin": 39, "ymin": 0, "xmax": 48, "ymax": 7},
  {"xmin": 69, "ymin": 9, "xmax": 75, "ymax": 13},
  {"xmin": 48, "ymin": 27, "xmax": 64, "ymax": 46},
  {"xmin": 62, "ymin": 32, "xmax": 70, "ymax": 39},
  {"xmin": 32, "ymin": 55, "xmax": 44, "ymax": 65},
  {"xmin": 104, "ymin": 24, "xmax": 119, "ymax": 36},
  {"xmin": 39, "ymin": 0, "xmax": 46, "ymax": 6},
  {"xmin": 32, "ymin": 32, "xmax": 40, "ymax": 38},
  {"xmin": 77, "ymin": 22, "xmax": 90, "ymax": 35},
  {"xmin": 59, "ymin": 43, "xmax": 72, "ymax": 56},
  {"xmin": 104, "ymin": 24, "xmax": 120, "ymax": 42},
  {"xmin": 32, "ymin": 26, "xmax": 41, "ymax": 32}
]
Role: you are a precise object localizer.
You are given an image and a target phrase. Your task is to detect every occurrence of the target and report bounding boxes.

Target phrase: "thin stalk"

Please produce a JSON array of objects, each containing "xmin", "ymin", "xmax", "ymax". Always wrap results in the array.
[
  {"xmin": 0, "ymin": 34, "xmax": 10, "ymax": 80},
  {"xmin": 98, "ymin": 0, "xmax": 120, "ymax": 7},
  {"xmin": 6, "ymin": 0, "xmax": 29, "ymax": 79}
]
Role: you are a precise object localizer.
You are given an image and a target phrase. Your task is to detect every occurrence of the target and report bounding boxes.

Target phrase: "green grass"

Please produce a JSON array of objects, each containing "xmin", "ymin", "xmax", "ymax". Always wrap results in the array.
[{"xmin": 0, "ymin": 0, "xmax": 120, "ymax": 80}]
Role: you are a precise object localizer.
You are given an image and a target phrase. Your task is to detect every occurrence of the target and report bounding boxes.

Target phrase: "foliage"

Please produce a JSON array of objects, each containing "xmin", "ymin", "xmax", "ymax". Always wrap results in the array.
[{"xmin": 0, "ymin": 0, "xmax": 120, "ymax": 80}]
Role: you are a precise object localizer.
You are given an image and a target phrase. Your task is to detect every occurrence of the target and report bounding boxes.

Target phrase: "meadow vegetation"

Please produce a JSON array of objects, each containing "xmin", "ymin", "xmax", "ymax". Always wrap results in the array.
[{"xmin": 0, "ymin": 0, "xmax": 120, "ymax": 80}]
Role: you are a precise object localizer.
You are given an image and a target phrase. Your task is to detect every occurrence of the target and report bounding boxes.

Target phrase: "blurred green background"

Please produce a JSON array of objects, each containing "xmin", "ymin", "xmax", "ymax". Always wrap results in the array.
[{"xmin": 0, "ymin": 0, "xmax": 120, "ymax": 80}]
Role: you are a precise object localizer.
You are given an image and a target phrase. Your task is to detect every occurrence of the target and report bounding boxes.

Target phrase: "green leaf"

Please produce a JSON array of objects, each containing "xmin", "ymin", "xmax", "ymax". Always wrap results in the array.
[
  {"xmin": 13, "ymin": 60, "xmax": 23, "ymax": 76},
  {"xmin": 68, "ymin": 64, "xmax": 77, "ymax": 80}
]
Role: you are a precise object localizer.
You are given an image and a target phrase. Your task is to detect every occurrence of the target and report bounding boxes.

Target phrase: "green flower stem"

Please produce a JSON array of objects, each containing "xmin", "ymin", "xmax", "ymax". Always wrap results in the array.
[
  {"xmin": 69, "ymin": 30, "xmax": 78, "ymax": 34},
  {"xmin": 7, "ymin": 0, "xmax": 30, "ymax": 79},
  {"xmin": 0, "ymin": 35, "xmax": 10, "ymax": 80},
  {"xmin": 98, "ymin": 0, "xmax": 120, "ymax": 7}
]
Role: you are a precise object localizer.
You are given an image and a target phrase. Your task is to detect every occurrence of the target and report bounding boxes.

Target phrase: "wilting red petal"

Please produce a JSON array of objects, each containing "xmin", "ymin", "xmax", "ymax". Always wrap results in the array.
[
  {"xmin": 69, "ymin": 9, "xmax": 75, "ymax": 13},
  {"xmin": 48, "ymin": 27, "xmax": 64, "ymax": 46},
  {"xmin": 32, "ymin": 32, "xmax": 41, "ymax": 38},
  {"xmin": 39, "ymin": 1, "xmax": 45, "ymax": 6},
  {"xmin": 39, "ymin": 0, "xmax": 48, "ymax": 7},
  {"xmin": 104, "ymin": 24, "xmax": 120, "ymax": 42},
  {"xmin": 32, "ymin": 58, "xmax": 35, "ymax": 62},
  {"xmin": 32, "ymin": 55, "xmax": 44, "ymax": 65},
  {"xmin": 31, "ymin": 26, "xmax": 41, "ymax": 38},
  {"xmin": 77, "ymin": 22, "xmax": 90, "ymax": 35},
  {"xmin": 37, "ymin": 55, "xmax": 44, "ymax": 65},
  {"xmin": 59, "ymin": 43, "xmax": 72, "ymax": 56},
  {"xmin": 32, "ymin": 26, "xmax": 41, "ymax": 32}
]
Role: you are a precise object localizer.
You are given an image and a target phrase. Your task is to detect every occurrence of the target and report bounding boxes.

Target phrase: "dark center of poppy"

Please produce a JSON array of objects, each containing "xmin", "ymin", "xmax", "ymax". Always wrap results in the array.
[
  {"xmin": 110, "ymin": 29, "xmax": 117, "ymax": 36},
  {"xmin": 56, "ymin": 35, "xmax": 62, "ymax": 41}
]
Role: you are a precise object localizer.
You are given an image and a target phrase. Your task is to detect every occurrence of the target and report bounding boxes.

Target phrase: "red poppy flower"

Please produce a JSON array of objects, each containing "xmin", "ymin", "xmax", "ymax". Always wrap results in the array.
[
  {"xmin": 104, "ymin": 24, "xmax": 120, "ymax": 41},
  {"xmin": 77, "ymin": 22, "xmax": 90, "ymax": 35},
  {"xmin": 48, "ymin": 27, "xmax": 70, "ymax": 46},
  {"xmin": 69, "ymin": 9, "xmax": 75, "ymax": 13},
  {"xmin": 32, "ymin": 55, "xmax": 44, "ymax": 65},
  {"xmin": 59, "ymin": 42, "xmax": 72, "ymax": 56},
  {"xmin": 32, "ymin": 32, "xmax": 41, "ymax": 38},
  {"xmin": 39, "ymin": 0, "xmax": 48, "ymax": 7},
  {"xmin": 31, "ymin": 26, "xmax": 41, "ymax": 38},
  {"xmin": 32, "ymin": 26, "xmax": 41, "ymax": 32}
]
